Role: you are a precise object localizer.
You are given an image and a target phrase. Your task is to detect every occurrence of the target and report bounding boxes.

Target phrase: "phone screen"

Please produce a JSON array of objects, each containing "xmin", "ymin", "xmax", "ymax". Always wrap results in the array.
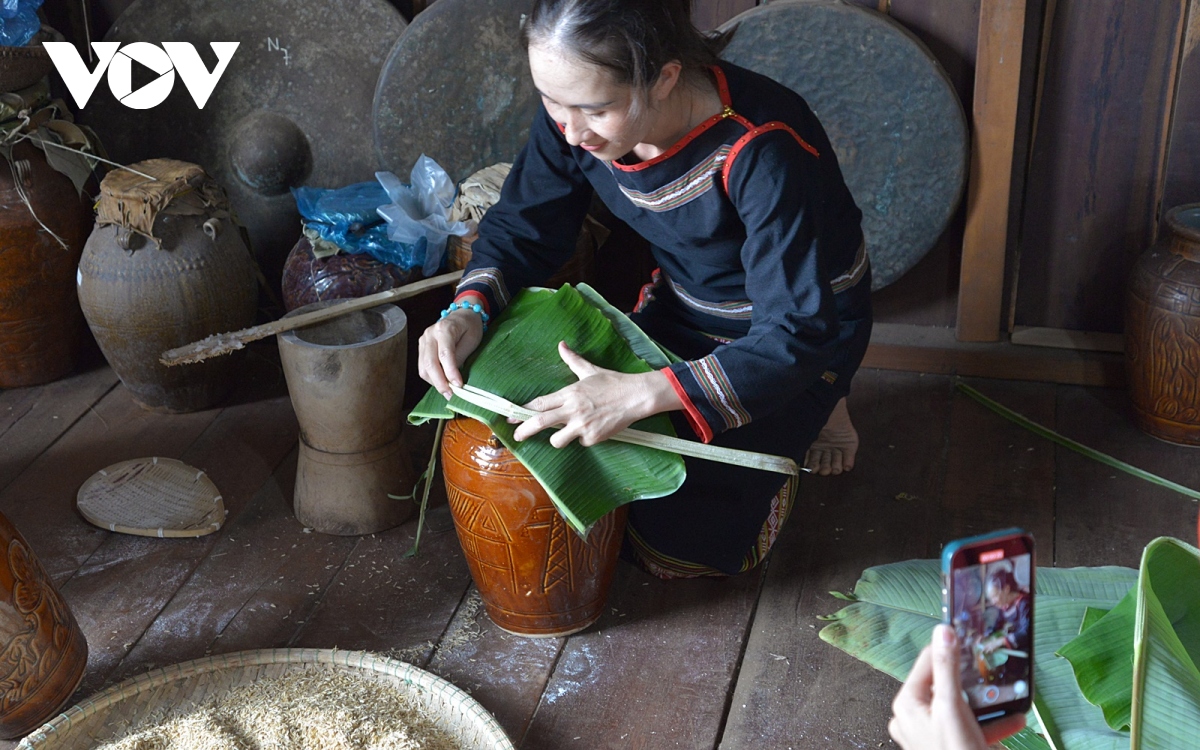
[{"xmin": 948, "ymin": 535, "xmax": 1034, "ymax": 720}]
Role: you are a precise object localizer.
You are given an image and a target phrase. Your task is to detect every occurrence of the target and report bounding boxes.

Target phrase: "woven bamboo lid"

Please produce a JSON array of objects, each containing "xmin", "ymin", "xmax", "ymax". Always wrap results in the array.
[
  {"xmin": 76, "ymin": 458, "xmax": 225, "ymax": 538},
  {"xmin": 18, "ymin": 649, "xmax": 514, "ymax": 750}
]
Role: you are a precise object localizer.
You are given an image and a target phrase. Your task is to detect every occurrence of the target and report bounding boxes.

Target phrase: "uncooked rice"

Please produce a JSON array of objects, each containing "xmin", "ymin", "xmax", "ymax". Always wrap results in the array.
[{"xmin": 94, "ymin": 669, "xmax": 463, "ymax": 750}]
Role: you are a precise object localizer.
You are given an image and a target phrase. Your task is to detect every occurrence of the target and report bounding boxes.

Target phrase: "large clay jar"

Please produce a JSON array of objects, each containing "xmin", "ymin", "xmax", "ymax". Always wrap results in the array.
[
  {"xmin": 0, "ymin": 141, "xmax": 92, "ymax": 388},
  {"xmin": 0, "ymin": 511, "xmax": 88, "ymax": 739},
  {"xmin": 1127, "ymin": 204, "xmax": 1200, "ymax": 445},
  {"xmin": 78, "ymin": 160, "xmax": 258, "ymax": 413},
  {"xmin": 279, "ymin": 301, "xmax": 413, "ymax": 535},
  {"xmin": 441, "ymin": 418, "xmax": 627, "ymax": 637}
]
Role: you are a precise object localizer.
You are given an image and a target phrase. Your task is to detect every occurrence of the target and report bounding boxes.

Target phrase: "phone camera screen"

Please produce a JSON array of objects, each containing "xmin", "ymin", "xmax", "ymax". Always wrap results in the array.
[{"xmin": 951, "ymin": 550, "xmax": 1033, "ymax": 716}]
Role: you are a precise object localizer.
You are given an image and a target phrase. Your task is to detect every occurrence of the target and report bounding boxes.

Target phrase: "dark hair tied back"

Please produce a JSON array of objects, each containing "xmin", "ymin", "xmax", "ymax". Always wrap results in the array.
[{"xmin": 521, "ymin": 0, "xmax": 726, "ymax": 91}]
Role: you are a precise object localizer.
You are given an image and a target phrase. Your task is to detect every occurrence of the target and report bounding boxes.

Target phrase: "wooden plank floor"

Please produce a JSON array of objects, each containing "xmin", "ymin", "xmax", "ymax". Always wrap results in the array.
[{"xmin": 3, "ymin": 349, "xmax": 1198, "ymax": 749}]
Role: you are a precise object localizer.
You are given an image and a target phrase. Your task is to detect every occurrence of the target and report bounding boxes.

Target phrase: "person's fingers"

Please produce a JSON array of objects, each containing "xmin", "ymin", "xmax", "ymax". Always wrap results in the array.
[
  {"xmin": 829, "ymin": 450, "xmax": 844, "ymax": 475},
  {"xmin": 418, "ymin": 331, "xmax": 452, "ymax": 397},
  {"xmin": 558, "ymin": 341, "xmax": 600, "ymax": 379},
  {"xmin": 438, "ymin": 341, "xmax": 463, "ymax": 389},
  {"xmin": 894, "ymin": 645, "xmax": 935, "ymax": 712},
  {"xmin": 886, "ymin": 716, "xmax": 909, "ymax": 749},
  {"xmin": 981, "ymin": 713, "xmax": 1027, "ymax": 744},
  {"xmin": 930, "ymin": 624, "xmax": 967, "ymax": 711},
  {"xmin": 512, "ymin": 407, "xmax": 566, "ymax": 442},
  {"xmin": 524, "ymin": 391, "xmax": 565, "ymax": 414}
]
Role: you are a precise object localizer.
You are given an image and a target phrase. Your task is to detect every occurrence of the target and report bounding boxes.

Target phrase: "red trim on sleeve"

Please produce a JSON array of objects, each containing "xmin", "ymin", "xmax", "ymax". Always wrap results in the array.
[
  {"xmin": 453, "ymin": 290, "xmax": 490, "ymax": 316},
  {"xmin": 721, "ymin": 121, "xmax": 819, "ymax": 195},
  {"xmin": 662, "ymin": 368, "xmax": 714, "ymax": 444}
]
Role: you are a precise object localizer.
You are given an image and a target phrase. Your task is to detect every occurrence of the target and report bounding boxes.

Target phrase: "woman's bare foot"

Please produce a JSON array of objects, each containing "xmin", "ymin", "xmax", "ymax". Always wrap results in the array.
[{"xmin": 805, "ymin": 397, "xmax": 859, "ymax": 476}]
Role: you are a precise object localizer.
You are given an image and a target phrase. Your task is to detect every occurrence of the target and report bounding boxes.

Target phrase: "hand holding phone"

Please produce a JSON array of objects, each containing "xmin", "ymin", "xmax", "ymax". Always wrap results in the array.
[
  {"xmin": 888, "ymin": 625, "xmax": 1026, "ymax": 750},
  {"xmin": 942, "ymin": 528, "xmax": 1035, "ymax": 724}
]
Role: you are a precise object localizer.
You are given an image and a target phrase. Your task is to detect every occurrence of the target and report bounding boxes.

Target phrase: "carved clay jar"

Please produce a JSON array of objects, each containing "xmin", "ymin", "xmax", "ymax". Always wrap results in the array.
[
  {"xmin": 441, "ymin": 417, "xmax": 627, "ymax": 637},
  {"xmin": 0, "ymin": 511, "xmax": 88, "ymax": 739},
  {"xmin": 0, "ymin": 141, "xmax": 92, "ymax": 388},
  {"xmin": 1127, "ymin": 204, "xmax": 1200, "ymax": 445},
  {"xmin": 78, "ymin": 160, "xmax": 257, "ymax": 413}
]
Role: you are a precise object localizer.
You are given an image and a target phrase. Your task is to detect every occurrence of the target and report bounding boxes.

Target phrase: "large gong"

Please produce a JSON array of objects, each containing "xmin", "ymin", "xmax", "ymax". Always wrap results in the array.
[
  {"xmin": 83, "ymin": 0, "xmax": 407, "ymax": 276},
  {"xmin": 720, "ymin": 0, "xmax": 968, "ymax": 290},
  {"xmin": 373, "ymin": 0, "xmax": 537, "ymax": 184}
]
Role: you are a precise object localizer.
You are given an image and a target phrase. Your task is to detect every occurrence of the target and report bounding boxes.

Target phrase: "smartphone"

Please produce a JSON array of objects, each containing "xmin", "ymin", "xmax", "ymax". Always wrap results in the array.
[{"xmin": 941, "ymin": 528, "xmax": 1035, "ymax": 723}]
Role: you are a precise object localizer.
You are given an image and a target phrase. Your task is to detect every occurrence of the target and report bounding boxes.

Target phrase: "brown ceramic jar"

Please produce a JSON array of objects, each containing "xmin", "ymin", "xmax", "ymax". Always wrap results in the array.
[
  {"xmin": 0, "ymin": 142, "xmax": 92, "ymax": 388},
  {"xmin": 1126, "ymin": 204, "xmax": 1200, "ymax": 445},
  {"xmin": 0, "ymin": 511, "xmax": 88, "ymax": 739},
  {"xmin": 441, "ymin": 417, "xmax": 627, "ymax": 637}
]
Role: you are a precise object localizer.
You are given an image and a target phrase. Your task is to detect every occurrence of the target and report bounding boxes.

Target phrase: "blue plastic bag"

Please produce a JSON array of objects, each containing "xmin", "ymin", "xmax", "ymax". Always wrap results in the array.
[
  {"xmin": 291, "ymin": 182, "xmax": 427, "ymax": 271},
  {"xmin": 0, "ymin": 0, "xmax": 44, "ymax": 48},
  {"xmin": 376, "ymin": 155, "xmax": 470, "ymax": 276}
]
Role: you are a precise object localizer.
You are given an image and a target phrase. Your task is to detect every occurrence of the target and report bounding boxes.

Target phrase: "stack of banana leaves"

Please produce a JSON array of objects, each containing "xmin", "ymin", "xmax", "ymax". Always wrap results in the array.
[
  {"xmin": 819, "ymin": 536, "xmax": 1200, "ymax": 749},
  {"xmin": 409, "ymin": 283, "xmax": 686, "ymax": 536}
]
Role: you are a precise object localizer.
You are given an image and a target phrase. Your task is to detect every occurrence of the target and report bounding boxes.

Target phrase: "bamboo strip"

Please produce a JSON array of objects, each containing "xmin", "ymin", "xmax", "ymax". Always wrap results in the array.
[
  {"xmin": 956, "ymin": 382, "xmax": 1200, "ymax": 502},
  {"xmin": 159, "ymin": 270, "xmax": 465, "ymax": 367},
  {"xmin": 452, "ymin": 384, "xmax": 804, "ymax": 476}
]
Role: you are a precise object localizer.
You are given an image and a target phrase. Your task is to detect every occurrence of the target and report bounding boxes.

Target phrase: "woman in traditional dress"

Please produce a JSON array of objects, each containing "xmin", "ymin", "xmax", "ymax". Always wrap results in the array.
[{"xmin": 418, "ymin": 0, "xmax": 872, "ymax": 578}]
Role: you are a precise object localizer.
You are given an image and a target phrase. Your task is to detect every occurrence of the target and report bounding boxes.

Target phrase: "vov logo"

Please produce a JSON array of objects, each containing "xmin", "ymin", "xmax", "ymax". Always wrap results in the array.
[{"xmin": 43, "ymin": 42, "xmax": 240, "ymax": 110}]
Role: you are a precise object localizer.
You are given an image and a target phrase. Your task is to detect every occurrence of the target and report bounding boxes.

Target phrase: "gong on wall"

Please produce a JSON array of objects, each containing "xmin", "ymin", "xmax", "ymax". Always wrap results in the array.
[{"xmin": 719, "ymin": 0, "xmax": 969, "ymax": 290}]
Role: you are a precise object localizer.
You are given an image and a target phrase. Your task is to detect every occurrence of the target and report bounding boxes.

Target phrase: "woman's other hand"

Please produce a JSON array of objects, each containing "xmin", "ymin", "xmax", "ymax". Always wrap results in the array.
[
  {"xmin": 417, "ymin": 303, "xmax": 485, "ymax": 398},
  {"xmin": 512, "ymin": 341, "xmax": 681, "ymax": 447},
  {"xmin": 888, "ymin": 625, "xmax": 1026, "ymax": 750}
]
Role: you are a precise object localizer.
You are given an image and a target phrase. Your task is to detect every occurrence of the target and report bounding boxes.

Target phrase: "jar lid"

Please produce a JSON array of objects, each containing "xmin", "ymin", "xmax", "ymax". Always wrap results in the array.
[{"xmin": 96, "ymin": 159, "xmax": 231, "ymax": 246}]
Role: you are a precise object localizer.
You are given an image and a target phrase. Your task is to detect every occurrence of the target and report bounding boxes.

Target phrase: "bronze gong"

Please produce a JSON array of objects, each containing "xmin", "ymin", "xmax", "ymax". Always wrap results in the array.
[
  {"xmin": 79, "ymin": 0, "xmax": 407, "ymax": 277},
  {"xmin": 373, "ymin": 0, "xmax": 538, "ymax": 184},
  {"xmin": 720, "ymin": 0, "xmax": 969, "ymax": 290}
]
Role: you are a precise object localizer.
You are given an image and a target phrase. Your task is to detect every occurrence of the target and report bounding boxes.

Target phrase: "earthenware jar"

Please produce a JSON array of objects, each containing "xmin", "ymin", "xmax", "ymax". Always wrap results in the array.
[
  {"xmin": 279, "ymin": 301, "xmax": 413, "ymax": 535},
  {"xmin": 0, "ymin": 141, "xmax": 92, "ymax": 388},
  {"xmin": 78, "ymin": 159, "xmax": 258, "ymax": 413},
  {"xmin": 441, "ymin": 417, "xmax": 627, "ymax": 637},
  {"xmin": 0, "ymin": 510, "xmax": 88, "ymax": 739},
  {"xmin": 1126, "ymin": 204, "xmax": 1200, "ymax": 444}
]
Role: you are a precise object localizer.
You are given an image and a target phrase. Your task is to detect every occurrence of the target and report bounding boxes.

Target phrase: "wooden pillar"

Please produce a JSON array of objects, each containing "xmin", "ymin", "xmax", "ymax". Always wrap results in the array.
[{"xmin": 957, "ymin": 0, "xmax": 1027, "ymax": 342}]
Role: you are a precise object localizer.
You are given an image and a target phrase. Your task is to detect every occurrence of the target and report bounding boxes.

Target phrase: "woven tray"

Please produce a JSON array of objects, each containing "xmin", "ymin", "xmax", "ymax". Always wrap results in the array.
[
  {"xmin": 76, "ymin": 458, "xmax": 225, "ymax": 538},
  {"xmin": 18, "ymin": 649, "xmax": 514, "ymax": 750}
]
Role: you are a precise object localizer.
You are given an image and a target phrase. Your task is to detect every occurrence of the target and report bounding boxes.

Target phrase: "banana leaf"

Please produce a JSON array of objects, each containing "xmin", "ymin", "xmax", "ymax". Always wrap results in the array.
[
  {"xmin": 1058, "ymin": 537, "xmax": 1200, "ymax": 749},
  {"xmin": 409, "ymin": 285, "xmax": 686, "ymax": 535},
  {"xmin": 819, "ymin": 559, "xmax": 1137, "ymax": 749}
]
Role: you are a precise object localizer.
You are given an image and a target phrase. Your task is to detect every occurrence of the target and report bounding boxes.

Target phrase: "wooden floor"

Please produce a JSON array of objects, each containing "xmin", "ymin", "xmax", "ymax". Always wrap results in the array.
[{"xmin": 2, "ymin": 347, "xmax": 1198, "ymax": 749}]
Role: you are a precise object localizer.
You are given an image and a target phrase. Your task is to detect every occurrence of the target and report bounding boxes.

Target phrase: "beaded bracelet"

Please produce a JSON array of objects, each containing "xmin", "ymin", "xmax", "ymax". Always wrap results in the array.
[{"xmin": 440, "ymin": 300, "xmax": 490, "ymax": 332}]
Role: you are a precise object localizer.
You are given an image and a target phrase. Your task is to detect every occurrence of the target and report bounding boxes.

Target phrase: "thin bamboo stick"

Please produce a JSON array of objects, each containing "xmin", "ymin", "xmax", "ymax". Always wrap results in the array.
[
  {"xmin": 159, "ymin": 270, "xmax": 464, "ymax": 366},
  {"xmin": 452, "ymin": 384, "xmax": 804, "ymax": 476}
]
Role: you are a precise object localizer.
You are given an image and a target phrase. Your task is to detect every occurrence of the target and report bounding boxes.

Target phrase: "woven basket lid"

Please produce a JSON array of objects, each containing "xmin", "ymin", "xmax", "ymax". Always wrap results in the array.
[
  {"xmin": 17, "ymin": 649, "xmax": 514, "ymax": 750},
  {"xmin": 76, "ymin": 457, "xmax": 225, "ymax": 538}
]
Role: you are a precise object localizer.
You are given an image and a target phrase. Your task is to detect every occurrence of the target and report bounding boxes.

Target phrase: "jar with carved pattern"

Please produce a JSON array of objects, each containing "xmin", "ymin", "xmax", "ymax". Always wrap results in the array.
[
  {"xmin": 0, "ymin": 510, "xmax": 87, "ymax": 739},
  {"xmin": 1126, "ymin": 204, "xmax": 1200, "ymax": 445},
  {"xmin": 440, "ymin": 417, "xmax": 627, "ymax": 637}
]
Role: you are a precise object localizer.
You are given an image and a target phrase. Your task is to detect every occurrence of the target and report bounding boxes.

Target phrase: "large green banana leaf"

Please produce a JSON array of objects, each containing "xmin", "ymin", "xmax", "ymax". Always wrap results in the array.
[
  {"xmin": 1058, "ymin": 537, "xmax": 1200, "ymax": 749},
  {"xmin": 409, "ymin": 285, "xmax": 686, "ymax": 535},
  {"xmin": 818, "ymin": 559, "xmax": 1137, "ymax": 749}
]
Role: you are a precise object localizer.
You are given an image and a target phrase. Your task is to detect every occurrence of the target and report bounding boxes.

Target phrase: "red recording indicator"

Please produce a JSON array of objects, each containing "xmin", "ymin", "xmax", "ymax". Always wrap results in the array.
[{"xmin": 980, "ymin": 549, "xmax": 1005, "ymax": 563}]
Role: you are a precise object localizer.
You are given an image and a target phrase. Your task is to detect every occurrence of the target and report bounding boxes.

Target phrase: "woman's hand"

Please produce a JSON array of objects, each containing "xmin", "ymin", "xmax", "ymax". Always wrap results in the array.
[
  {"xmin": 512, "ymin": 341, "xmax": 681, "ymax": 448},
  {"xmin": 888, "ymin": 625, "xmax": 1026, "ymax": 750},
  {"xmin": 417, "ymin": 306, "xmax": 485, "ymax": 399}
]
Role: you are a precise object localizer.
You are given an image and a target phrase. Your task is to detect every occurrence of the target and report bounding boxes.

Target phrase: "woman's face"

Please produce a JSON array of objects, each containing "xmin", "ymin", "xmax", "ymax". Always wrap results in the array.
[
  {"xmin": 528, "ymin": 43, "xmax": 649, "ymax": 162},
  {"xmin": 987, "ymin": 580, "xmax": 1012, "ymax": 606}
]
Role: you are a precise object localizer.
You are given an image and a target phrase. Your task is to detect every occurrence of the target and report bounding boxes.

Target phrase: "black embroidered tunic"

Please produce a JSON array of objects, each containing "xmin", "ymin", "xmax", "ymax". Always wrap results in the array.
[{"xmin": 455, "ymin": 61, "xmax": 873, "ymax": 574}]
